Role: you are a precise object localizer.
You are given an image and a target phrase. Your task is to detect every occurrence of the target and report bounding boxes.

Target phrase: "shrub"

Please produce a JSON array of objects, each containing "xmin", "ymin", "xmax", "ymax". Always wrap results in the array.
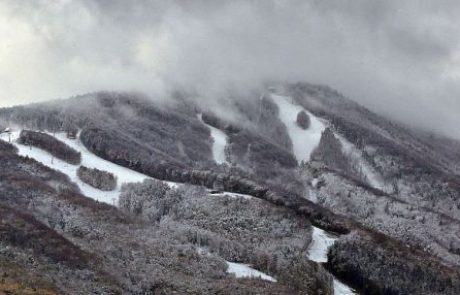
[
  {"xmin": 0, "ymin": 204, "xmax": 92, "ymax": 268},
  {"xmin": 18, "ymin": 130, "xmax": 81, "ymax": 165},
  {"xmin": 0, "ymin": 139, "xmax": 18, "ymax": 154},
  {"xmin": 119, "ymin": 179, "xmax": 181, "ymax": 221},
  {"xmin": 77, "ymin": 166, "xmax": 117, "ymax": 191},
  {"xmin": 296, "ymin": 111, "xmax": 310, "ymax": 129},
  {"xmin": 311, "ymin": 127, "xmax": 350, "ymax": 173},
  {"xmin": 327, "ymin": 232, "xmax": 460, "ymax": 295}
]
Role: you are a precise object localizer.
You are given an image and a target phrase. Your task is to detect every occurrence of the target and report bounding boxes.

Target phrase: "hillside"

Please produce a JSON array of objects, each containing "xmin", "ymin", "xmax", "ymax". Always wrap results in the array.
[{"xmin": 1, "ymin": 82, "xmax": 460, "ymax": 294}]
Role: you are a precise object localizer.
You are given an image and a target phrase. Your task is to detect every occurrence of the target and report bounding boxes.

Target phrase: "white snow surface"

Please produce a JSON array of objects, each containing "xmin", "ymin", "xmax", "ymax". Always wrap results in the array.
[
  {"xmin": 209, "ymin": 191, "xmax": 253, "ymax": 200},
  {"xmin": 334, "ymin": 279, "xmax": 356, "ymax": 295},
  {"xmin": 307, "ymin": 227, "xmax": 357, "ymax": 294},
  {"xmin": 307, "ymin": 226, "xmax": 337, "ymax": 263},
  {"xmin": 307, "ymin": 178, "xmax": 320, "ymax": 202},
  {"xmin": 226, "ymin": 262, "xmax": 277, "ymax": 282},
  {"xmin": 0, "ymin": 130, "xmax": 245, "ymax": 205},
  {"xmin": 271, "ymin": 94, "xmax": 326, "ymax": 163},
  {"xmin": 0, "ymin": 131, "xmax": 154, "ymax": 204},
  {"xmin": 311, "ymin": 178, "xmax": 319, "ymax": 188},
  {"xmin": 198, "ymin": 114, "xmax": 229, "ymax": 165},
  {"xmin": 195, "ymin": 246, "xmax": 276, "ymax": 282}
]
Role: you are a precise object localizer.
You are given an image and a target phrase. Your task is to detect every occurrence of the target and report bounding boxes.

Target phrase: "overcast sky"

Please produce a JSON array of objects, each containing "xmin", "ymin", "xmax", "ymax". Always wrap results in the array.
[{"xmin": 1, "ymin": 0, "xmax": 460, "ymax": 138}]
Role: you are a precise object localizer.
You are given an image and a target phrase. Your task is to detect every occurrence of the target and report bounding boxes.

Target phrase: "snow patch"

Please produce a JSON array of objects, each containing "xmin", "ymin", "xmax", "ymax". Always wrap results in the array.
[
  {"xmin": 198, "ymin": 114, "xmax": 229, "ymax": 165},
  {"xmin": 306, "ymin": 178, "xmax": 320, "ymax": 202},
  {"xmin": 209, "ymin": 191, "xmax": 253, "ymax": 200},
  {"xmin": 307, "ymin": 226, "xmax": 337, "ymax": 263},
  {"xmin": 197, "ymin": 246, "xmax": 276, "ymax": 283},
  {"xmin": 226, "ymin": 262, "xmax": 276, "ymax": 282},
  {"xmin": 311, "ymin": 178, "xmax": 319, "ymax": 188},
  {"xmin": 271, "ymin": 94, "xmax": 326, "ymax": 163},
  {"xmin": 307, "ymin": 226, "xmax": 357, "ymax": 294},
  {"xmin": 334, "ymin": 279, "xmax": 356, "ymax": 295}
]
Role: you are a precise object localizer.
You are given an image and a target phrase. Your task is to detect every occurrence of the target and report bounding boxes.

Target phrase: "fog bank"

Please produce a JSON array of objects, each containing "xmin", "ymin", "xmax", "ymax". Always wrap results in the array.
[{"xmin": 1, "ymin": 0, "xmax": 460, "ymax": 138}]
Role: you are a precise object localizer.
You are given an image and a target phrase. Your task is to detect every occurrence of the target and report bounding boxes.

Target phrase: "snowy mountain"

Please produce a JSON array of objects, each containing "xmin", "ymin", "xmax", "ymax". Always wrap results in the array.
[{"xmin": 0, "ymin": 83, "xmax": 459, "ymax": 294}]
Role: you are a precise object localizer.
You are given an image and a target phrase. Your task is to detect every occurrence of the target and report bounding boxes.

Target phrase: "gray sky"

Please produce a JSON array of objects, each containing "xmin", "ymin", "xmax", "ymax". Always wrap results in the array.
[{"xmin": 1, "ymin": 0, "xmax": 460, "ymax": 138}]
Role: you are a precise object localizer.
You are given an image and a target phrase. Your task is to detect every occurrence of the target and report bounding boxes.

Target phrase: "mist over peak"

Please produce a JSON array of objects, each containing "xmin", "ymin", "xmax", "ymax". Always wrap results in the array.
[{"xmin": 1, "ymin": 0, "xmax": 460, "ymax": 138}]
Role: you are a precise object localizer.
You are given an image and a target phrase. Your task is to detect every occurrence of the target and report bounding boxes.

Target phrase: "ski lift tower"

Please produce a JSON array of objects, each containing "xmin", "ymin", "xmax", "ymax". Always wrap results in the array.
[{"xmin": 2, "ymin": 127, "xmax": 12, "ymax": 142}]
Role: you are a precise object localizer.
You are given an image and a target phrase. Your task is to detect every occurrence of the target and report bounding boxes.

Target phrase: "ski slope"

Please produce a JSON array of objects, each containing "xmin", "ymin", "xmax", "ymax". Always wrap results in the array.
[
  {"xmin": 271, "ymin": 94, "xmax": 326, "ymax": 163},
  {"xmin": 308, "ymin": 226, "xmax": 337, "ymax": 263},
  {"xmin": 53, "ymin": 132, "xmax": 155, "ymax": 185},
  {"xmin": 0, "ymin": 131, "xmax": 153, "ymax": 204},
  {"xmin": 198, "ymin": 246, "xmax": 276, "ymax": 283},
  {"xmin": 209, "ymin": 191, "xmax": 253, "ymax": 200},
  {"xmin": 307, "ymin": 226, "xmax": 356, "ymax": 294},
  {"xmin": 333, "ymin": 279, "xmax": 356, "ymax": 295},
  {"xmin": 198, "ymin": 114, "xmax": 229, "ymax": 165},
  {"xmin": 338, "ymin": 135, "xmax": 384, "ymax": 190},
  {"xmin": 0, "ymin": 130, "xmax": 242, "ymax": 205},
  {"xmin": 226, "ymin": 262, "xmax": 277, "ymax": 282}
]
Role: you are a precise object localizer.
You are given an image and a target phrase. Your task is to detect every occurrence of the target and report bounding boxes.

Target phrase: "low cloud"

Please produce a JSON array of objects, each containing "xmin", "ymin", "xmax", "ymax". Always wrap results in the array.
[{"xmin": 0, "ymin": 0, "xmax": 460, "ymax": 138}]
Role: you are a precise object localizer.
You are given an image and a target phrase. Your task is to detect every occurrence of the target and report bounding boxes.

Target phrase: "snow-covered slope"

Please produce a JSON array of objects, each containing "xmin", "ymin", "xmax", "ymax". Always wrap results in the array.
[
  {"xmin": 0, "ymin": 130, "xmax": 245, "ymax": 205},
  {"xmin": 0, "ymin": 131, "xmax": 152, "ymax": 204},
  {"xmin": 338, "ymin": 135, "xmax": 385, "ymax": 190},
  {"xmin": 307, "ymin": 179, "xmax": 357, "ymax": 294},
  {"xmin": 307, "ymin": 227, "xmax": 337, "ymax": 263},
  {"xmin": 198, "ymin": 114, "xmax": 229, "ymax": 165},
  {"xmin": 307, "ymin": 226, "xmax": 356, "ymax": 295},
  {"xmin": 333, "ymin": 280, "xmax": 356, "ymax": 295},
  {"xmin": 226, "ymin": 262, "xmax": 277, "ymax": 282},
  {"xmin": 209, "ymin": 191, "xmax": 253, "ymax": 199},
  {"xmin": 197, "ymin": 246, "xmax": 276, "ymax": 283},
  {"xmin": 53, "ymin": 132, "xmax": 154, "ymax": 185},
  {"xmin": 271, "ymin": 94, "xmax": 326, "ymax": 163}
]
